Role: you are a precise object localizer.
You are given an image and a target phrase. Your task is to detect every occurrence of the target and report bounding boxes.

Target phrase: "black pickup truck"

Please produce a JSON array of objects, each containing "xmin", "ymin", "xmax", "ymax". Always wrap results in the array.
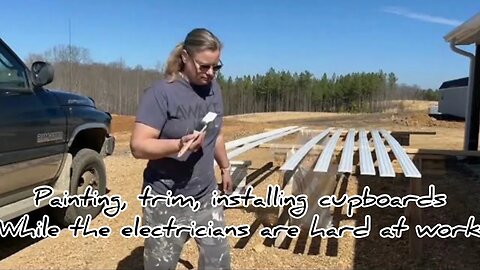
[{"xmin": 0, "ymin": 38, "xmax": 115, "ymax": 226}]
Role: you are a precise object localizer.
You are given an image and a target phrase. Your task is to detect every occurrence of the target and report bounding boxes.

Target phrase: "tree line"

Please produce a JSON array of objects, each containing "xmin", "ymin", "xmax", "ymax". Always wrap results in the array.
[{"xmin": 25, "ymin": 45, "xmax": 439, "ymax": 116}]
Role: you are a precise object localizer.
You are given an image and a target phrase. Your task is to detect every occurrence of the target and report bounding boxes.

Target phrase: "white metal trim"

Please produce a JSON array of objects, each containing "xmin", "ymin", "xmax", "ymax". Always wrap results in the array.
[
  {"xmin": 338, "ymin": 128, "xmax": 356, "ymax": 173},
  {"xmin": 371, "ymin": 130, "xmax": 395, "ymax": 177},
  {"xmin": 280, "ymin": 128, "xmax": 331, "ymax": 171},
  {"xmin": 380, "ymin": 130, "xmax": 422, "ymax": 178},
  {"xmin": 225, "ymin": 126, "xmax": 298, "ymax": 151},
  {"xmin": 227, "ymin": 127, "xmax": 305, "ymax": 159},
  {"xmin": 314, "ymin": 128, "xmax": 343, "ymax": 172},
  {"xmin": 359, "ymin": 129, "xmax": 375, "ymax": 175}
]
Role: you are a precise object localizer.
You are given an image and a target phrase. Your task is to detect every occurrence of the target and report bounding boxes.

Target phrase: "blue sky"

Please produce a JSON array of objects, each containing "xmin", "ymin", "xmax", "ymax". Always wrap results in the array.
[{"xmin": 1, "ymin": 0, "xmax": 479, "ymax": 89}]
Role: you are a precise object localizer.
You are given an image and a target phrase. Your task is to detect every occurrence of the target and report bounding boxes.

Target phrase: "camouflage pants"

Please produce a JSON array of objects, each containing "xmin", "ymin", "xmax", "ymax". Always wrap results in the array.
[{"xmin": 143, "ymin": 187, "xmax": 231, "ymax": 270}]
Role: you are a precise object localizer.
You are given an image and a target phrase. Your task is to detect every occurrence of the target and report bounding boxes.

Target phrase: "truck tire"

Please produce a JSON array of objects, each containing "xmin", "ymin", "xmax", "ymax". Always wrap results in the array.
[{"xmin": 51, "ymin": 148, "xmax": 107, "ymax": 227}]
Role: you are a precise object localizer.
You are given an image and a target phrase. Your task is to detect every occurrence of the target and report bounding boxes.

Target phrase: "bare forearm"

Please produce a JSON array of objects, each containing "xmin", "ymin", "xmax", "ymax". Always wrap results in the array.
[
  {"xmin": 131, "ymin": 138, "xmax": 180, "ymax": 160},
  {"xmin": 214, "ymin": 134, "xmax": 230, "ymax": 168}
]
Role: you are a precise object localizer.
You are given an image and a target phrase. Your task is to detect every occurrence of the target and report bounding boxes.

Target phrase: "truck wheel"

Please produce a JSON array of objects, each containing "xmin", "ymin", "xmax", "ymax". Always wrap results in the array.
[{"xmin": 51, "ymin": 148, "xmax": 107, "ymax": 227}]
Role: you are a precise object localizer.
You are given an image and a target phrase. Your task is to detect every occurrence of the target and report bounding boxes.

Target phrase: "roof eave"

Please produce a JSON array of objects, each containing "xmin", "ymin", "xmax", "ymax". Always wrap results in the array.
[{"xmin": 444, "ymin": 12, "xmax": 480, "ymax": 45}]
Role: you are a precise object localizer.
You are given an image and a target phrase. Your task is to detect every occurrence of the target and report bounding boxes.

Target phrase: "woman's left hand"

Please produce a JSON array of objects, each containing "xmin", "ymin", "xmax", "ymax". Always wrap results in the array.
[{"xmin": 221, "ymin": 170, "xmax": 233, "ymax": 194}]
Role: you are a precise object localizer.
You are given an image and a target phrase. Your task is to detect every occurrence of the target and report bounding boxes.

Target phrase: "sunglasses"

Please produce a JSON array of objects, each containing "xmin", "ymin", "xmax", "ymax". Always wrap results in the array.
[
  {"xmin": 186, "ymin": 51, "xmax": 223, "ymax": 72},
  {"xmin": 192, "ymin": 58, "xmax": 223, "ymax": 72}
]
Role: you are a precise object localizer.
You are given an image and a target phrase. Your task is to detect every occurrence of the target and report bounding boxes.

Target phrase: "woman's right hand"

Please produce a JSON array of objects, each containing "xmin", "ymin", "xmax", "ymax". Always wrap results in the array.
[{"xmin": 179, "ymin": 131, "xmax": 206, "ymax": 153}]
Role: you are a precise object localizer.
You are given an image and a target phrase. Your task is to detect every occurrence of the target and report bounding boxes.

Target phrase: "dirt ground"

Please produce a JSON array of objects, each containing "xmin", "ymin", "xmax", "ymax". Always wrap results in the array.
[{"xmin": 2, "ymin": 103, "xmax": 480, "ymax": 270}]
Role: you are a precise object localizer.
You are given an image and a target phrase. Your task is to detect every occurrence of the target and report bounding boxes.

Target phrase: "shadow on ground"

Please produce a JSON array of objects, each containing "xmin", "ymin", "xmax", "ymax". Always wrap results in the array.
[
  {"xmin": 352, "ymin": 162, "xmax": 480, "ymax": 269},
  {"xmin": 0, "ymin": 208, "xmax": 50, "ymax": 261}
]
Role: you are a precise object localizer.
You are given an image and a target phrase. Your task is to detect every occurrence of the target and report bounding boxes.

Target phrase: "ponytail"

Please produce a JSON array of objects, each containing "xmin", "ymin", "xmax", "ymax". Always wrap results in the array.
[{"xmin": 164, "ymin": 42, "xmax": 184, "ymax": 83}]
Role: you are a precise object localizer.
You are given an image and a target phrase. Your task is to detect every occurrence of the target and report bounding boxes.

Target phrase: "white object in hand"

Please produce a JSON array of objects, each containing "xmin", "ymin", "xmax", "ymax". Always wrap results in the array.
[{"xmin": 177, "ymin": 112, "xmax": 218, "ymax": 157}]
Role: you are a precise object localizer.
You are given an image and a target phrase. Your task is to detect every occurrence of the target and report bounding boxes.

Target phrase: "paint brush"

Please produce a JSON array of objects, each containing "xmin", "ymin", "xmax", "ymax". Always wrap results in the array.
[{"xmin": 177, "ymin": 112, "xmax": 218, "ymax": 157}]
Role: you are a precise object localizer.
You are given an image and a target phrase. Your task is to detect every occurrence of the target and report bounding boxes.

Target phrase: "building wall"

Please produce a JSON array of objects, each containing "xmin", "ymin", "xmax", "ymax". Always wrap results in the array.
[{"xmin": 438, "ymin": 86, "xmax": 468, "ymax": 118}]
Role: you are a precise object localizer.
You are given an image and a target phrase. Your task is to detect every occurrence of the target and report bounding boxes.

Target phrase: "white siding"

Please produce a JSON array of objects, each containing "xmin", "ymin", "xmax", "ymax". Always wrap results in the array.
[{"xmin": 438, "ymin": 86, "xmax": 468, "ymax": 118}]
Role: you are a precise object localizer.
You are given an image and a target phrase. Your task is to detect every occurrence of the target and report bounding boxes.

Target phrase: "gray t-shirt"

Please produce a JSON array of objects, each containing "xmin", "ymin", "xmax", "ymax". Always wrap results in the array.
[{"xmin": 135, "ymin": 77, "xmax": 224, "ymax": 199}]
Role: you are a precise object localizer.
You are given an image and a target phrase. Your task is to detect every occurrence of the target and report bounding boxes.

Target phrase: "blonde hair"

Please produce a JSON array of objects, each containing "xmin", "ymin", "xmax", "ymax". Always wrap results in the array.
[{"xmin": 164, "ymin": 28, "xmax": 223, "ymax": 82}]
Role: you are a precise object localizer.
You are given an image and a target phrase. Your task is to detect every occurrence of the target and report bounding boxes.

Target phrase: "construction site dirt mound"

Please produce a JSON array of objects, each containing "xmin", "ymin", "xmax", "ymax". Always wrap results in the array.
[{"xmin": 391, "ymin": 112, "xmax": 464, "ymax": 128}]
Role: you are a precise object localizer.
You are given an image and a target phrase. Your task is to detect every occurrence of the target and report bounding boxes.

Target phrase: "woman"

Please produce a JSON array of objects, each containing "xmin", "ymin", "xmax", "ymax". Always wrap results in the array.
[{"xmin": 130, "ymin": 28, "xmax": 232, "ymax": 270}]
